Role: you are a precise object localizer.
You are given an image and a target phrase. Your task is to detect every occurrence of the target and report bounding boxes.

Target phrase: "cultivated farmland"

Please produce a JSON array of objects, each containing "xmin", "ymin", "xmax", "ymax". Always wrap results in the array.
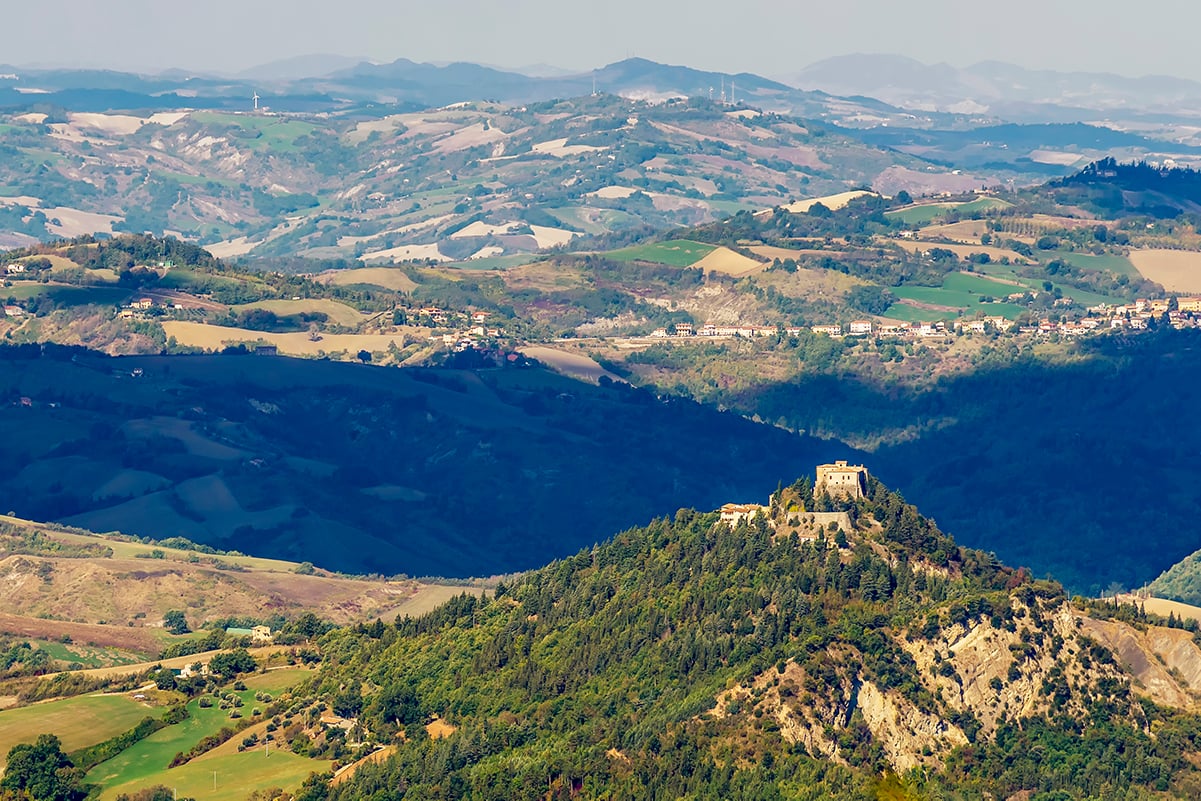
[
  {"xmin": 0, "ymin": 695, "xmax": 156, "ymax": 773},
  {"xmin": 606, "ymin": 239, "xmax": 716, "ymax": 267}
]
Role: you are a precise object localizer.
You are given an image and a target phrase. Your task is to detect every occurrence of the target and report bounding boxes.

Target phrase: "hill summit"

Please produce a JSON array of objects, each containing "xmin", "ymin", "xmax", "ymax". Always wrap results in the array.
[{"xmin": 295, "ymin": 469, "xmax": 1201, "ymax": 800}]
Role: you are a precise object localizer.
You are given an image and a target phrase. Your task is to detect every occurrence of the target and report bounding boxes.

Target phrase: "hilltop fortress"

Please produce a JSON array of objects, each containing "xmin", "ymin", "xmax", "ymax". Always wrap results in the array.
[
  {"xmin": 815, "ymin": 460, "xmax": 868, "ymax": 499},
  {"xmin": 719, "ymin": 462, "xmax": 870, "ymax": 541}
]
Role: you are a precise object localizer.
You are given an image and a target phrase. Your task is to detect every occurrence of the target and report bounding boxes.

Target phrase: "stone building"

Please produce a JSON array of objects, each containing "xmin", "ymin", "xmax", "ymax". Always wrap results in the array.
[{"xmin": 815, "ymin": 461, "xmax": 868, "ymax": 499}]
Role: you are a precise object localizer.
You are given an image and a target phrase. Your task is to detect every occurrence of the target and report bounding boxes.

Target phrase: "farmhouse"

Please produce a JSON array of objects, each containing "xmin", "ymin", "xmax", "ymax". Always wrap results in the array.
[{"xmin": 815, "ymin": 461, "xmax": 868, "ymax": 499}]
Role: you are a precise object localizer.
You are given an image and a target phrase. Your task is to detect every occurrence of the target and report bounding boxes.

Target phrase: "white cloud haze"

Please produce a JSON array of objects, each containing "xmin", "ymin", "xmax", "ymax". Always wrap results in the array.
[{"xmin": 7, "ymin": 0, "xmax": 1196, "ymax": 81}]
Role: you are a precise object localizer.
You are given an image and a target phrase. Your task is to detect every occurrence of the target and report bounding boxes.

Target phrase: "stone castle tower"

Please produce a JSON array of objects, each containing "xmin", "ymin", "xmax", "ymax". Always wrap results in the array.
[{"xmin": 815, "ymin": 461, "xmax": 867, "ymax": 499}]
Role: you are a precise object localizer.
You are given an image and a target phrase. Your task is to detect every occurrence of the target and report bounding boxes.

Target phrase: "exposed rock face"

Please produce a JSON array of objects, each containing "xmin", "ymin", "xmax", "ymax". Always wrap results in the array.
[
  {"xmin": 1078, "ymin": 616, "xmax": 1201, "ymax": 709},
  {"xmin": 854, "ymin": 680, "xmax": 968, "ymax": 771},
  {"xmin": 711, "ymin": 593, "xmax": 1201, "ymax": 774},
  {"xmin": 712, "ymin": 646, "xmax": 967, "ymax": 772}
]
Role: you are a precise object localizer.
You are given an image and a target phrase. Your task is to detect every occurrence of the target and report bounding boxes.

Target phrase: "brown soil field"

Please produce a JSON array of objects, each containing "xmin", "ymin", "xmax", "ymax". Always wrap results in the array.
[
  {"xmin": 0, "ymin": 553, "xmax": 438, "ymax": 630},
  {"xmin": 0, "ymin": 518, "xmax": 478, "ymax": 644},
  {"xmin": 503, "ymin": 262, "xmax": 588, "ymax": 292},
  {"xmin": 0, "ymin": 611, "xmax": 162, "ymax": 653},
  {"xmin": 693, "ymin": 247, "xmax": 765, "ymax": 276},
  {"xmin": 920, "ymin": 220, "xmax": 991, "ymax": 242},
  {"xmin": 1129, "ymin": 250, "xmax": 1201, "ymax": 293},
  {"xmin": 161, "ymin": 321, "xmax": 427, "ymax": 357},
  {"xmin": 321, "ymin": 268, "xmax": 418, "ymax": 292}
]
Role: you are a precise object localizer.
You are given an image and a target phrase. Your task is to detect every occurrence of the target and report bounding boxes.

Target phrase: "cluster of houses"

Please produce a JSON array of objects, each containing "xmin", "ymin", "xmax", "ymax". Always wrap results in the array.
[
  {"xmin": 649, "ymin": 322, "xmax": 808, "ymax": 339},
  {"xmin": 804, "ymin": 297, "xmax": 1201, "ymax": 341},
  {"xmin": 427, "ymin": 308, "xmax": 504, "ymax": 352}
]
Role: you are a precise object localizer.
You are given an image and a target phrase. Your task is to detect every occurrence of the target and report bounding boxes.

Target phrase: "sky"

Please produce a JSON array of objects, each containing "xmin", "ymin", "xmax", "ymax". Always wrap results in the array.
[{"xmin": 6, "ymin": 0, "xmax": 1199, "ymax": 82}]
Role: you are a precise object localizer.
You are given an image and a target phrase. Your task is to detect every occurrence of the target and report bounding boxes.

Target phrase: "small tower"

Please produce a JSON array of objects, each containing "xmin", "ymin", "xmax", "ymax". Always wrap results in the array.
[{"xmin": 815, "ymin": 461, "xmax": 867, "ymax": 500}]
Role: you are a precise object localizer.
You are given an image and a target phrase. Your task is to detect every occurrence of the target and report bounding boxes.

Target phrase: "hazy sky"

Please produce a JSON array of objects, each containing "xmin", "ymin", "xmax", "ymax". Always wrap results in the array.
[{"xmin": 7, "ymin": 0, "xmax": 1198, "ymax": 81}]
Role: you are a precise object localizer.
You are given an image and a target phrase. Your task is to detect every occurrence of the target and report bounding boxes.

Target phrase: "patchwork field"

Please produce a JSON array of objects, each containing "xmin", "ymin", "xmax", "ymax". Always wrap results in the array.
[
  {"xmin": 887, "ymin": 272, "xmax": 1033, "ymax": 321},
  {"xmin": 1129, "ymin": 249, "xmax": 1201, "ymax": 293}
]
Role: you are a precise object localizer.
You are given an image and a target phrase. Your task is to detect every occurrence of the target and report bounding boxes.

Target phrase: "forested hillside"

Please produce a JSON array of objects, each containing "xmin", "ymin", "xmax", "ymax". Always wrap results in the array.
[{"xmin": 292, "ymin": 477, "xmax": 1201, "ymax": 800}]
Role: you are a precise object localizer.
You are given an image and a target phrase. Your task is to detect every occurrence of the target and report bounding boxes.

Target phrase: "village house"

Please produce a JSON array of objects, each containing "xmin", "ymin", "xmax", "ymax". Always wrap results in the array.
[
  {"xmin": 811, "ymin": 324, "xmax": 842, "ymax": 337},
  {"xmin": 848, "ymin": 320, "xmax": 873, "ymax": 336},
  {"xmin": 719, "ymin": 503, "xmax": 768, "ymax": 527},
  {"xmin": 3, "ymin": 305, "xmax": 23, "ymax": 317},
  {"xmin": 5, "ymin": 264, "xmax": 25, "ymax": 275}
]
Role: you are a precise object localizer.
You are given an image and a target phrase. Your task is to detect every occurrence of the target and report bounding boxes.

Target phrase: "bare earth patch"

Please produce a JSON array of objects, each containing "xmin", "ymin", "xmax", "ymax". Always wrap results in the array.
[
  {"xmin": 1129, "ymin": 249, "xmax": 1201, "ymax": 293},
  {"xmin": 693, "ymin": 247, "xmax": 765, "ymax": 276}
]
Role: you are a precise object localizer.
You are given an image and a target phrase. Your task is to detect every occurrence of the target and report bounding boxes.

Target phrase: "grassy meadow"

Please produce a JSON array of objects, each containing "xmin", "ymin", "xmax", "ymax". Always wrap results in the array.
[
  {"xmin": 606, "ymin": 239, "xmax": 716, "ymax": 267},
  {"xmin": 0, "ymin": 695, "xmax": 155, "ymax": 773}
]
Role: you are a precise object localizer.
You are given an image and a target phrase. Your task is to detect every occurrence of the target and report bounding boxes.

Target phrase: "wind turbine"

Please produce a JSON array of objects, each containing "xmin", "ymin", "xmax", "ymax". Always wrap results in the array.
[{"xmin": 252, "ymin": 92, "xmax": 260, "ymax": 111}]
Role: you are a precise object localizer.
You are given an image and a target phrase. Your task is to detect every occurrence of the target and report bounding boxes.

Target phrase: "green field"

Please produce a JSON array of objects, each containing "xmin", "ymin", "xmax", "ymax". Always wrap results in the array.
[
  {"xmin": 0, "ymin": 695, "xmax": 155, "ymax": 772},
  {"xmin": 887, "ymin": 273, "xmax": 1031, "ymax": 321},
  {"xmin": 941, "ymin": 272, "xmax": 1022, "ymax": 296},
  {"xmin": 102, "ymin": 749, "xmax": 331, "ymax": 801},
  {"xmin": 87, "ymin": 670, "xmax": 323, "ymax": 801},
  {"xmin": 606, "ymin": 239, "xmax": 717, "ymax": 267},
  {"xmin": 240, "ymin": 668, "xmax": 312, "ymax": 694},
  {"xmin": 86, "ymin": 690, "xmax": 260, "ymax": 792},
  {"xmin": 886, "ymin": 197, "xmax": 1010, "ymax": 225},
  {"xmin": 886, "ymin": 205, "xmax": 953, "ymax": 225},
  {"xmin": 1044, "ymin": 250, "xmax": 1138, "ymax": 277},
  {"xmin": 187, "ymin": 113, "xmax": 318, "ymax": 154}
]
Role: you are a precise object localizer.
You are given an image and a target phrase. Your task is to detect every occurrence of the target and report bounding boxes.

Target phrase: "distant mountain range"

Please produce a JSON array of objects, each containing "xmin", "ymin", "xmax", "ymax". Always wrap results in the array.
[
  {"xmin": 0, "ymin": 57, "xmax": 932, "ymax": 126},
  {"xmin": 784, "ymin": 53, "xmax": 1201, "ymax": 122},
  {"xmin": 8, "ymin": 53, "xmax": 1201, "ymax": 130}
]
